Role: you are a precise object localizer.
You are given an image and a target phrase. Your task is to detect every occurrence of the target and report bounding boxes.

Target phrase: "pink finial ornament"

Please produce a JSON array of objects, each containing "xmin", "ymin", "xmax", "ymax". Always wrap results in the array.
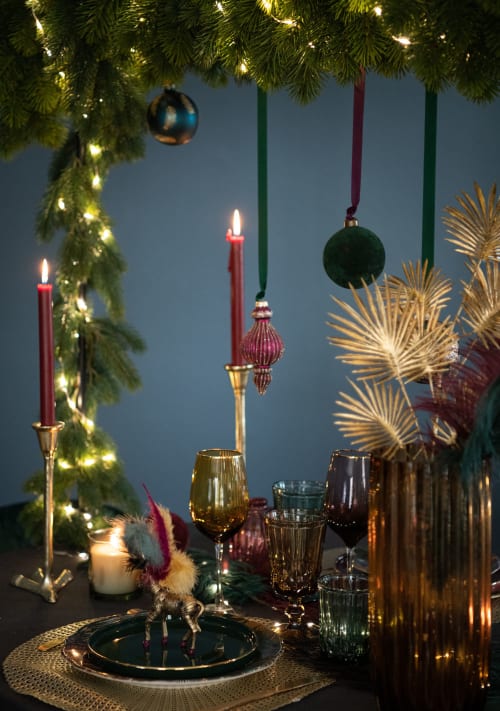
[{"xmin": 240, "ymin": 300, "xmax": 284, "ymax": 395}]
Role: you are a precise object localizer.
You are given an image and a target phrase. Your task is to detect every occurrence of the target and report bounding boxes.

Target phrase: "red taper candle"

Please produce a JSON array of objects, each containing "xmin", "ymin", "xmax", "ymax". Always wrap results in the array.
[
  {"xmin": 37, "ymin": 259, "xmax": 55, "ymax": 425},
  {"xmin": 226, "ymin": 209, "xmax": 245, "ymax": 365}
]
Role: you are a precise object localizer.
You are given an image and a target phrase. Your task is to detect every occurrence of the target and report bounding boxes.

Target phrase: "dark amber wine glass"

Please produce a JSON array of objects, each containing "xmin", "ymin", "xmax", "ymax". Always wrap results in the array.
[
  {"xmin": 189, "ymin": 449, "xmax": 249, "ymax": 614},
  {"xmin": 326, "ymin": 449, "xmax": 370, "ymax": 574}
]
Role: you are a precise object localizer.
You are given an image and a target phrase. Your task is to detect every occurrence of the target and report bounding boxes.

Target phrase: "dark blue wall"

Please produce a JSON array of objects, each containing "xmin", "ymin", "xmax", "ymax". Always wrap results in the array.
[{"xmin": 0, "ymin": 73, "xmax": 499, "ymax": 547}]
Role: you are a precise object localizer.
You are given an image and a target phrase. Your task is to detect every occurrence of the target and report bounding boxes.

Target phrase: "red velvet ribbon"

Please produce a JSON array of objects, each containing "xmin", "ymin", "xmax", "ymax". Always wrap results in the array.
[{"xmin": 346, "ymin": 68, "xmax": 366, "ymax": 221}]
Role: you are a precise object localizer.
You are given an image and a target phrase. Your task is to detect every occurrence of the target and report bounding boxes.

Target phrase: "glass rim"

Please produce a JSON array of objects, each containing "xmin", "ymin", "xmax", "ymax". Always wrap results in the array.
[
  {"xmin": 318, "ymin": 572, "xmax": 369, "ymax": 591},
  {"xmin": 272, "ymin": 479, "xmax": 326, "ymax": 491},
  {"xmin": 265, "ymin": 508, "xmax": 326, "ymax": 524},
  {"xmin": 195, "ymin": 448, "xmax": 243, "ymax": 459},
  {"xmin": 330, "ymin": 448, "xmax": 371, "ymax": 459},
  {"xmin": 88, "ymin": 527, "xmax": 123, "ymax": 543}
]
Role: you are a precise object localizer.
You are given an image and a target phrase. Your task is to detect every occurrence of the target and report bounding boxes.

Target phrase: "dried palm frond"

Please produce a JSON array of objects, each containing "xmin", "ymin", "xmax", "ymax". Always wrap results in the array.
[
  {"xmin": 329, "ymin": 183, "xmax": 500, "ymax": 468},
  {"xmin": 443, "ymin": 182, "xmax": 500, "ymax": 262},
  {"xmin": 385, "ymin": 260, "xmax": 453, "ymax": 319},
  {"xmin": 334, "ymin": 378, "xmax": 420, "ymax": 459},
  {"xmin": 328, "ymin": 276, "xmax": 458, "ymax": 384},
  {"xmin": 460, "ymin": 260, "xmax": 500, "ymax": 345}
]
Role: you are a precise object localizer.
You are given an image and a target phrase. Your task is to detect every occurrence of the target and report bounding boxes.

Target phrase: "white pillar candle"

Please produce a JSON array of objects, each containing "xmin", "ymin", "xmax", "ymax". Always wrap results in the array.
[{"xmin": 89, "ymin": 528, "xmax": 138, "ymax": 596}]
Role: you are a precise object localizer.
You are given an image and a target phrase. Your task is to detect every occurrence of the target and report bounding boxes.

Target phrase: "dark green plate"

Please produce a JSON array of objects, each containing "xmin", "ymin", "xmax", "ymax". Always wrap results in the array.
[
  {"xmin": 63, "ymin": 614, "xmax": 282, "ymax": 687},
  {"xmin": 80, "ymin": 612, "xmax": 258, "ymax": 680}
]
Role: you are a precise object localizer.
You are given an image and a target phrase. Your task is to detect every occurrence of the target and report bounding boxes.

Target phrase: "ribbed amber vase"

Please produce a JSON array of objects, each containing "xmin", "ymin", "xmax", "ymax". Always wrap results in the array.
[{"xmin": 369, "ymin": 448, "xmax": 491, "ymax": 711}]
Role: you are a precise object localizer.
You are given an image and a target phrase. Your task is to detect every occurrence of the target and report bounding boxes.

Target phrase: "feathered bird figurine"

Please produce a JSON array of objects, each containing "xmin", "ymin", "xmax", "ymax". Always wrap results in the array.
[{"xmin": 119, "ymin": 486, "xmax": 204, "ymax": 654}]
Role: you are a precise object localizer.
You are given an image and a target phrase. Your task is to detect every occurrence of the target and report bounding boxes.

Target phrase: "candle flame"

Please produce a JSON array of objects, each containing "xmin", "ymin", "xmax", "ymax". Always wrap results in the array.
[
  {"xmin": 232, "ymin": 209, "xmax": 241, "ymax": 236},
  {"xmin": 41, "ymin": 259, "xmax": 49, "ymax": 284}
]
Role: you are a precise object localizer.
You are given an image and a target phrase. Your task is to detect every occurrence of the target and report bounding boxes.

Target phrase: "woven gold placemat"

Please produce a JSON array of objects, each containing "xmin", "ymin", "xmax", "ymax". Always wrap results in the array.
[{"xmin": 3, "ymin": 617, "xmax": 335, "ymax": 711}]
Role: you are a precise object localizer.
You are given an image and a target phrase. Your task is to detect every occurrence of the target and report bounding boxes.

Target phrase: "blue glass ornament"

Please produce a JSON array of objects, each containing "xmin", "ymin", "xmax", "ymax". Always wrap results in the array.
[{"xmin": 147, "ymin": 88, "xmax": 199, "ymax": 145}]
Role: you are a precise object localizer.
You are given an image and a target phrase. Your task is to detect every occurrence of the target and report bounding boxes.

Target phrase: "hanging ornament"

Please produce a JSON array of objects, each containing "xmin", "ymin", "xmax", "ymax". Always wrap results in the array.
[
  {"xmin": 241, "ymin": 301, "xmax": 285, "ymax": 395},
  {"xmin": 147, "ymin": 87, "xmax": 199, "ymax": 145},
  {"xmin": 240, "ymin": 87, "xmax": 284, "ymax": 395},
  {"xmin": 323, "ymin": 69, "xmax": 385, "ymax": 289},
  {"xmin": 323, "ymin": 217, "xmax": 385, "ymax": 289}
]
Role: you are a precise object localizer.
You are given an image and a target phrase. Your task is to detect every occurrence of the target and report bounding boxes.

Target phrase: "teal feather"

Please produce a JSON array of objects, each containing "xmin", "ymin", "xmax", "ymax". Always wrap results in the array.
[
  {"xmin": 122, "ymin": 519, "xmax": 163, "ymax": 568},
  {"xmin": 461, "ymin": 376, "xmax": 500, "ymax": 483}
]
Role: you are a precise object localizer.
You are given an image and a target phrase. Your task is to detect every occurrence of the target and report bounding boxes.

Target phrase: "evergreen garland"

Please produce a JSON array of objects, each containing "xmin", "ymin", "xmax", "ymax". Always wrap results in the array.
[
  {"xmin": 189, "ymin": 549, "xmax": 269, "ymax": 605},
  {"xmin": 1, "ymin": 1, "xmax": 499, "ymax": 160}
]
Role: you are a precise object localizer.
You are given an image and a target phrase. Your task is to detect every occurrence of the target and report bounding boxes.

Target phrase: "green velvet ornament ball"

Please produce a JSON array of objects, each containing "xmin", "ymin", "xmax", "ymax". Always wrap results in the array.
[{"xmin": 323, "ymin": 222, "xmax": 385, "ymax": 289}]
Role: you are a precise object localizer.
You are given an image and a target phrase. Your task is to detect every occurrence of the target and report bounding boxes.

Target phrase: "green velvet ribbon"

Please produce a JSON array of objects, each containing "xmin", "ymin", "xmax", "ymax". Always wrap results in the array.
[
  {"xmin": 421, "ymin": 90, "xmax": 438, "ymax": 269},
  {"xmin": 257, "ymin": 86, "xmax": 268, "ymax": 300}
]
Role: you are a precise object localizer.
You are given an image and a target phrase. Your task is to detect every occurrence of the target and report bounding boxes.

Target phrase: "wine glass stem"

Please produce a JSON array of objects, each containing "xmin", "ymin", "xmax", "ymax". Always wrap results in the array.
[
  {"xmin": 214, "ymin": 541, "xmax": 225, "ymax": 609},
  {"xmin": 346, "ymin": 545, "xmax": 355, "ymax": 573}
]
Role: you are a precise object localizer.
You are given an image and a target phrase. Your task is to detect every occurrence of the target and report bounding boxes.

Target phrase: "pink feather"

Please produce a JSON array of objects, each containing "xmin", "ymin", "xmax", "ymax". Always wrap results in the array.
[{"xmin": 143, "ymin": 484, "xmax": 171, "ymax": 580}]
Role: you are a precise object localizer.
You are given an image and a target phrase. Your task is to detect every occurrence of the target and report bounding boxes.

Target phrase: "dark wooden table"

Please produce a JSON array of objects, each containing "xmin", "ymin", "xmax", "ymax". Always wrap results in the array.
[{"xmin": 0, "ymin": 544, "xmax": 498, "ymax": 711}]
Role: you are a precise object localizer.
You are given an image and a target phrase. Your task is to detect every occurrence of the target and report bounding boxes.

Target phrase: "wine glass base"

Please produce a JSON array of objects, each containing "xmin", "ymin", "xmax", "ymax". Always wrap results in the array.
[
  {"xmin": 271, "ymin": 620, "xmax": 320, "ymax": 639},
  {"xmin": 203, "ymin": 600, "xmax": 238, "ymax": 616}
]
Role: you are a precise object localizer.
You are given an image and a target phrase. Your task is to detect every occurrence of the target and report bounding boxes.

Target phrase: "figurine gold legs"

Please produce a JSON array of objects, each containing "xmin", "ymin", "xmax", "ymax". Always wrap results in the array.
[{"xmin": 11, "ymin": 422, "xmax": 73, "ymax": 603}]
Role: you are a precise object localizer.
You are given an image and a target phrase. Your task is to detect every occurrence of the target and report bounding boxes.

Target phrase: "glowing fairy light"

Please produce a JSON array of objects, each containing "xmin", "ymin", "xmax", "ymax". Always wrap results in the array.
[
  {"xmin": 83, "ymin": 457, "xmax": 96, "ymax": 467},
  {"xmin": 92, "ymin": 174, "xmax": 101, "ymax": 188},
  {"xmin": 102, "ymin": 452, "xmax": 116, "ymax": 463},
  {"xmin": 83, "ymin": 211, "xmax": 95, "ymax": 221},
  {"xmin": 100, "ymin": 228, "xmax": 111, "ymax": 241},
  {"xmin": 57, "ymin": 197, "xmax": 66, "ymax": 210},
  {"xmin": 374, "ymin": 6, "xmax": 382, "ymax": 16},
  {"xmin": 89, "ymin": 144, "xmax": 102, "ymax": 157},
  {"xmin": 394, "ymin": 35, "xmax": 411, "ymax": 46},
  {"xmin": 64, "ymin": 503, "xmax": 77, "ymax": 517}
]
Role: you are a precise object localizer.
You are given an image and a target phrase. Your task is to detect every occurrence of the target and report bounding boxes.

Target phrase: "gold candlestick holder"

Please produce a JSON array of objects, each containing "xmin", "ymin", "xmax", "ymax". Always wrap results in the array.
[
  {"xmin": 11, "ymin": 421, "xmax": 73, "ymax": 603},
  {"xmin": 225, "ymin": 364, "xmax": 253, "ymax": 460}
]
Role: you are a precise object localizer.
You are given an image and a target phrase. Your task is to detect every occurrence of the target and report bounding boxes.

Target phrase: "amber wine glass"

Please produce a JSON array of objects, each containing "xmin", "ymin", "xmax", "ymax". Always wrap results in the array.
[{"xmin": 189, "ymin": 449, "xmax": 249, "ymax": 614}]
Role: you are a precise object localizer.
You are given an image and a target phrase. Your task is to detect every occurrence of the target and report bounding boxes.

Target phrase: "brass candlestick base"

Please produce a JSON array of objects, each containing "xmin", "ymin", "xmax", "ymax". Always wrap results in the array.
[
  {"xmin": 225, "ymin": 364, "xmax": 253, "ymax": 460},
  {"xmin": 11, "ymin": 421, "xmax": 73, "ymax": 603}
]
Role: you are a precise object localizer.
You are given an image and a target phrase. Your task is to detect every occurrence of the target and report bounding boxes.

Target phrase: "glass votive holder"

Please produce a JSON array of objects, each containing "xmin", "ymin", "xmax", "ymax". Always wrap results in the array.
[
  {"xmin": 318, "ymin": 572, "xmax": 369, "ymax": 663},
  {"xmin": 228, "ymin": 497, "xmax": 270, "ymax": 577},
  {"xmin": 272, "ymin": 479, "xmax": 326, "ymax": 514},
  {"xmin": 88, "ymin": 527, "xmax": 141, "ymax": 600}
]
